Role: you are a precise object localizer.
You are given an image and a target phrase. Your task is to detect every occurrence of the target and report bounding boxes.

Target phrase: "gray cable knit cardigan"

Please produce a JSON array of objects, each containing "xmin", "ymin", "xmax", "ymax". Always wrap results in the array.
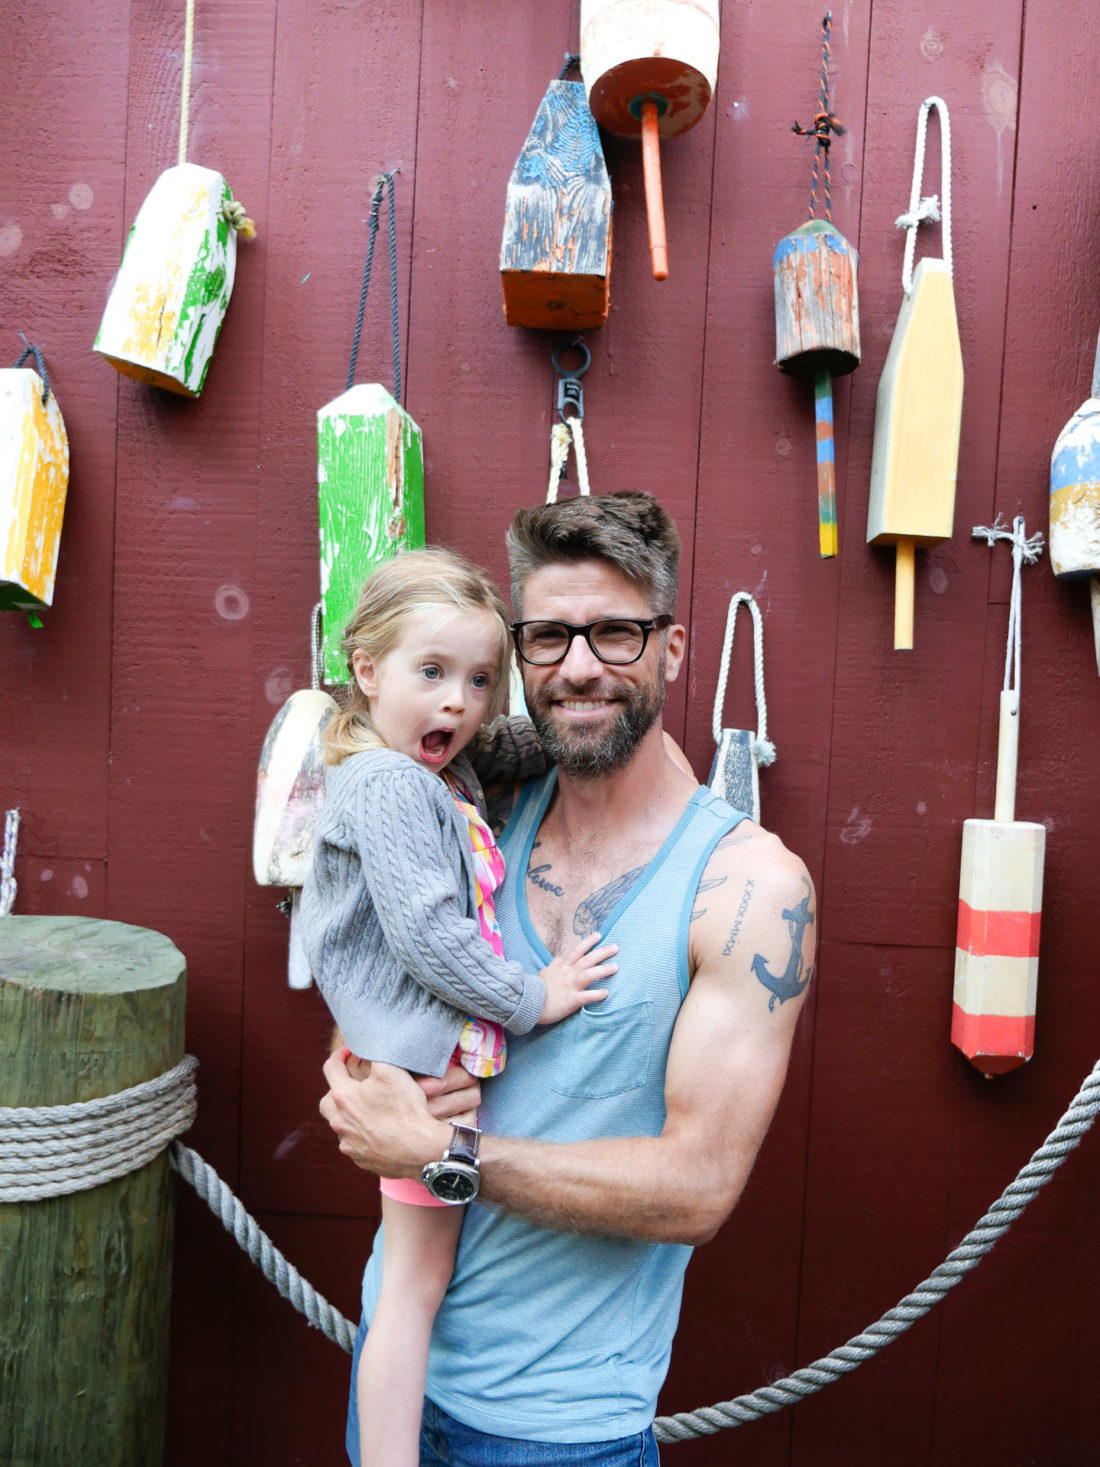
[{"xmin": 300, "ymin": 717, "xmax": 549, "ymax": 1077}]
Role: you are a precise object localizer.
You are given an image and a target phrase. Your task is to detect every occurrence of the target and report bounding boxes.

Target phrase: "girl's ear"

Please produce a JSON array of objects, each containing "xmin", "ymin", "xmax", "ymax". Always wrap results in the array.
[{"xmin": 351, "ymin": 649, "xmax": 377, "ymax": 699}]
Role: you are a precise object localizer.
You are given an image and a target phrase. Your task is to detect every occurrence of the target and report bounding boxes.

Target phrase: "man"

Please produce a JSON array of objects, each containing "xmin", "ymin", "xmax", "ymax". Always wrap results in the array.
[{"xmin": 320, "ymin": 491, "xmax": 815, "ymax": 1465}]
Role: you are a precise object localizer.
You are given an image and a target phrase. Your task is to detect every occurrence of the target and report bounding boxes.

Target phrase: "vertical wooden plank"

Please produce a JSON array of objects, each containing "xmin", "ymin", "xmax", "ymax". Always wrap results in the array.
[
  {"xmin": 0, "ymin": 0, "xmax": 128, "ymax": 891},
  {"xmin": 793, "ymin": 0, "xmax": 1030, "ymax": 1460},
  {"xmin": 239, "ymin": 0, "xmax": 426, "ymax": 1232},
  {"xmin": 678, "ymin": 5, "xmax": 871, "ymax": 1463},
  {"xmin": 929, "ymin": 0, "xmax": 1100, "ymax": 1454},
  {"xmin": 99, "ymin": 4, "xmax": 277, "ymax": 1463}
]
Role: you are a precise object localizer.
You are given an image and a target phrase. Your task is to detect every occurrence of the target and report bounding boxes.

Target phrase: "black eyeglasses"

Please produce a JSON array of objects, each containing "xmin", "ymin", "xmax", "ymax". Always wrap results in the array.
[{"xmin": 511, "ymin": 616, "xmax": 673, "ymax": 666}]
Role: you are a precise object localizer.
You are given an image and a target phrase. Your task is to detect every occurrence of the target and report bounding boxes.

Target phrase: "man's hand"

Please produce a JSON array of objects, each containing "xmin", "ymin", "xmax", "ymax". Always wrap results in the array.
[{"xmin": 319, "ymin": 1051, "xmax": 478, "ymax": 1177}]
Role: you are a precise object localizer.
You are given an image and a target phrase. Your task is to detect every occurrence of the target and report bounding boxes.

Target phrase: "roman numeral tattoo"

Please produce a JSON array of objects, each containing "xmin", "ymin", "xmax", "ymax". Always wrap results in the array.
[{"xmin": 722, "ymin": 879, "xmax": 755, "ymax": 955}]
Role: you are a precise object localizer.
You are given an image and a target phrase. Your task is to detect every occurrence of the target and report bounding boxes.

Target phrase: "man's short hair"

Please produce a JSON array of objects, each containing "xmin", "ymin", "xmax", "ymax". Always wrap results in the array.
[{"xmin": 506, "ymin": 491, "xmax": 681, "ymax": 617}]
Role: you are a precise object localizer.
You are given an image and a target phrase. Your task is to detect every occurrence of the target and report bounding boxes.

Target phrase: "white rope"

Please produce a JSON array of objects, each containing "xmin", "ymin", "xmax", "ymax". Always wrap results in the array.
[
  {"xmin": 178, "ymin": 0, "xmax": 195, "ymax": 167},
  {"xmin": 654, "ymin": 1055, "xmax": 1100, "ymax": 1441},
  {"xmin": 0, "ymin": 1056, "xmax": 197, "ymax": 1202},
  {"xmin": 898, "ymin": 96, "xmax": 952, "ymax": 295},
  {"xmin": 972, "ymin": 516, "xmax": 1044, "ymax": 695},
  {"xmin": 0, "ymin": 807, "xmax": 19, "ymax": 917},
  {"xmin": 546, "ymin": 418, "xmax": 591, "ymax": 503},
  {"xmin": 710, "ymin": 594, "xmax": 775, "ymax": 764},
  {"xmin": 170, "ymin": 1141, "xmax": 358, "ymax": 1353}
]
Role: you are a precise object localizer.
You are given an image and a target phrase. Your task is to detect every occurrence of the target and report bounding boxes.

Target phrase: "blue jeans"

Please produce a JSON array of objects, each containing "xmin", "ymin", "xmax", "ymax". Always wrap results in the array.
[{"xmin": 346, "ymin": 1315, "xmax": 660, "ymax": 1466}]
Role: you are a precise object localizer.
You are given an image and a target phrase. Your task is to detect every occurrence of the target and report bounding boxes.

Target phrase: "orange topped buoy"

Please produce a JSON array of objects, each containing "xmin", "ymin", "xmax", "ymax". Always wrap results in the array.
[{"xmin": 579, "ymin": 0, "xmax": 720, "ymax": 280}]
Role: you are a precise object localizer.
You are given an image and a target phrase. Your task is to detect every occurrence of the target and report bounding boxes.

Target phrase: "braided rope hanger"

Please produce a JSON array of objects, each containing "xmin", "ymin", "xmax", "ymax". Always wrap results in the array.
[{"xmin": 710, "ymin": 593, "xmax": 776, "ymax": 763}]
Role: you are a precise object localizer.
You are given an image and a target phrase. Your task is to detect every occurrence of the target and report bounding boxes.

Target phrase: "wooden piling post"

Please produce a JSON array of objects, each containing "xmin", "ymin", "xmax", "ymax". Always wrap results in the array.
[{"xmin": 0, "ymin": 916, "xmax": 187, "ymax": 1467}]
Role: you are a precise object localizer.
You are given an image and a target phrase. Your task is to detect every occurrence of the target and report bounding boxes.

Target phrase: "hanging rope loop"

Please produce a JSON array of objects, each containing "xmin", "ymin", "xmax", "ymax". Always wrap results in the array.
[
  {"xmin": 546, "ymin": 419, "xmax": 591, "ymax": 502},
  {"xmin": 899, "ymin": 96, "xmax": 952, "ymax": 294},
  {"xmin": 792, "ymin": 14, "xmax": 843, "ymax": 222},
  {"xmin": 14, "ymin": 333, "xmax": 50, "ymax": 404},
  {"xmin": 711, "ymin": 594, "xmax": 775, "ymax": 763},
  {"xmin": 557, "ymin": 52, "xmax": 580, "ymax": 81},
  {"xmin": 972, "ymin": 515, "xmax": 1044, "ymax": 697},
  {"xmin": 310, "ymin": 601, "xmax": 325, "ymax": 692},
  {"xmin": 346, "ymin": 170, "xmax": 403, "ymax": 400}
]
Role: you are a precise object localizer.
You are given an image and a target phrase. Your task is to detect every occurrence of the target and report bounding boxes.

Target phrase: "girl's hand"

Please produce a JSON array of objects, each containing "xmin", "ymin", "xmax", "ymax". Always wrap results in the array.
[{"xmin": 537, "ymin": 932, "xmax": 618, "ymax": 1024}]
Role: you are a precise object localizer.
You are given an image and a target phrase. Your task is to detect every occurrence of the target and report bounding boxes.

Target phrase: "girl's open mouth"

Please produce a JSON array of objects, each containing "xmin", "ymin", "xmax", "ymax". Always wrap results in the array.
[{"xmin": 419, "ymin": 729, "xmax": 454, "ymax": 763}]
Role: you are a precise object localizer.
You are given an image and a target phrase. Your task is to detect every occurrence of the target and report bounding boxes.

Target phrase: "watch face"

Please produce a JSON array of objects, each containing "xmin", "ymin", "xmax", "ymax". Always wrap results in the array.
[{"xmin": 423, "ymin": 1162, "xmax": 479, "ymax": 1205}]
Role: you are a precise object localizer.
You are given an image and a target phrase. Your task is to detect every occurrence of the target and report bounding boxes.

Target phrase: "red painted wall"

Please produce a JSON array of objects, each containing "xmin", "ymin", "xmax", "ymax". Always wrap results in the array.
[{"xmin": 3, "ymin": 2, "xmax": 1098, "ymax": 1463}]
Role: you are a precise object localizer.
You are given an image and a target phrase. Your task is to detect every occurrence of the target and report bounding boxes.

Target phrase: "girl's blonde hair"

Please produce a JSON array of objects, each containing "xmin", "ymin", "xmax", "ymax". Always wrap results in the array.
[{"xmin": 324, "ymin": 547, "xmax": 511, "ymax": 765}]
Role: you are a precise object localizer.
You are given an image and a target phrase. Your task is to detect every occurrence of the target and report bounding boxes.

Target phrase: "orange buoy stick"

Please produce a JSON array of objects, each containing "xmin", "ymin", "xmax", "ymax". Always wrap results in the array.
[{"xmin": 639, "ymin": 101, "xmax": 668, "ymax": 281}]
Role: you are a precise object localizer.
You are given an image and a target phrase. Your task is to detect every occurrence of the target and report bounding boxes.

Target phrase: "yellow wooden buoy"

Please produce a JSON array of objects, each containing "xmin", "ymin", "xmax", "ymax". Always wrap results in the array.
[
  {"xmin": 1, "ymin": 341, "xmax": 69, "ymax": 616},
  {"xmin": 579, "ymin": 0, "xmax": 719, "ymax": 280},
  {"xmin": 867, "ymin": 98, "xmax": 961, "ymax": 649}
]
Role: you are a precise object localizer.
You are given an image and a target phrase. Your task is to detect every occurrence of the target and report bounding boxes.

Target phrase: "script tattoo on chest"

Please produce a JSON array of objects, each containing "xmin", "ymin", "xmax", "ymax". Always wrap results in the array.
[
  {"xmin": 526, "ymin": 842, "xmax": 564, "ymax": 898},
  {"xmin": 573, "ymin": 865, "xmax": 648, "ymax": 937}
]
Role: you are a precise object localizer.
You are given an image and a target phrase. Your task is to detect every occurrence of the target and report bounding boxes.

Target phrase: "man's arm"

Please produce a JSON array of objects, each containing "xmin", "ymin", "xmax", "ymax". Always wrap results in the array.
[{"xmin": 320, "ymin": 829, "xmax": 814, "ymax": 1245}]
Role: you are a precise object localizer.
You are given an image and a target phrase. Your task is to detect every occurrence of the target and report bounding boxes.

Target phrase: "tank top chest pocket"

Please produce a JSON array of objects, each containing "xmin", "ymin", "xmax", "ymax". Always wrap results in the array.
[{"xmin": 548, "ymin": 1000, "xmax": 653, "ymax": 1099}]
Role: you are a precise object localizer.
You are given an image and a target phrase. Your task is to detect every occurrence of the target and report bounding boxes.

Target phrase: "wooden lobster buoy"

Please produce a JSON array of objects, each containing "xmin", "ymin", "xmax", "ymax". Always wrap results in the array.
[
  {"xmin": 254, "ymin": 688, "xmax": 336, "ymax": 988},
  {"xmin": 501, "ymin": 79, "xmax": 612, "ymax": 330},
  {"xmin": 579, "ymin": 0, "xmax": 720, "ymax": 280},
  {"xmin": 773, "ymin": 219, "xmax": 860, "ymax": 557},
  {"xmin": 94, "ymin": 164, "xmax": 246, "ymax": 397},
  {"xmin": 0, "ymin": 349, "xmax": 69, "ymax": 615},
  {"xmin": 867, "ymin": 98, "xmax": 961, "ymax": 649},
  {"xmin": 1049, "ymin": 328, "xmax": 1100, "ymax": 673},
  {"xmin": 953, "ymin": 520, "xmax": 1044, "ymax": 1077},
  {"xmin": 317, "ymin": 384, "xmax": 425, "ymax": 685}
]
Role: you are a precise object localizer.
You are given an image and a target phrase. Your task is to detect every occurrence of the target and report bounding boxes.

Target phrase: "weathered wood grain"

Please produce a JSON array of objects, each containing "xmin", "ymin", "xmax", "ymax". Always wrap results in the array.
[
  {"xmin": 501, "ymin": 79, "xmax": 612, "ymax": 330},
  {"xmin": 0, "ymin": 916, "xmax": 186, "ymax": 1467}
]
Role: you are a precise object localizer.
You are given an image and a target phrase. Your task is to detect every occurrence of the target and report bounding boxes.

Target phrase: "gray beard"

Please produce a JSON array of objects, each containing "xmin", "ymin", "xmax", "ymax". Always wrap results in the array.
[{"xmin": 525, "ymin": 665, "xmax": 665, "ymax": 778}]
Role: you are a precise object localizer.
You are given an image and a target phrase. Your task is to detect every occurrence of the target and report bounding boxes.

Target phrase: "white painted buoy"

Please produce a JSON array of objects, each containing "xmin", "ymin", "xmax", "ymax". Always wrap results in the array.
[
  {"xmin": 254, "ymin": 688, "xmax": 337, "ymax": 989},
  {"xmin": 94, "ymin": 163, "xmax": 246, "ymax": 397}
]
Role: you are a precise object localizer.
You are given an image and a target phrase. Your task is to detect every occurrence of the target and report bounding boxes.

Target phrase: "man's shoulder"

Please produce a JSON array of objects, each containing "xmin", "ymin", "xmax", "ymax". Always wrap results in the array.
[{"xmin": 484, "ymin": 768, "xmax": 554, "ymax": 840}]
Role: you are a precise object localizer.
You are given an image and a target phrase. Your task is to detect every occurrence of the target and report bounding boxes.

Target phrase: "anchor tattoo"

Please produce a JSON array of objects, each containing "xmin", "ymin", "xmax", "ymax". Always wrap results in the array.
[{"xmin": 751, "ymin": 878, "xmax": 814, "ymax": 1010}]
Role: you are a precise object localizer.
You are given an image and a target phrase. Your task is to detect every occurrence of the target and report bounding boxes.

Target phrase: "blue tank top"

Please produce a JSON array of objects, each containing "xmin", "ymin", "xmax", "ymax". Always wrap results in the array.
[{"xmin": 360, "ymin": 770, "xmax": 744, "ymax": 1442}]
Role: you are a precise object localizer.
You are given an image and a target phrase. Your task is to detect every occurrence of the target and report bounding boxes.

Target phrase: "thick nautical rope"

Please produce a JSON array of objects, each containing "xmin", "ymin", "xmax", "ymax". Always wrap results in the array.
[
  {"xmin": 710, "ymin": 593, "xmax": 775, "ymax": 764},
  {"xmin": 8, "ymin": 1051, "xmax": 1097, "ymax": 1437},
  {"xmin": 0, "ymin": 1056, "xmax": 198, "ymax": 1202},
  {"xmin": 898, "ymin": 97, "xmax": 952, "ymax": 295},
  {"xmin": 0, "ymin": 807, "xmax": 19, "ymax": 917},
  {"xmin": 178, "ymin": 0, "xmax": 195, "ymax": 166},
  {"xmin": 170, "ymin": 1141, "xmax": 357, "ymax": 1353},
  {"xmin": 654, "ymin": 1055, "xmax": 1100, "ymax": 1440}
]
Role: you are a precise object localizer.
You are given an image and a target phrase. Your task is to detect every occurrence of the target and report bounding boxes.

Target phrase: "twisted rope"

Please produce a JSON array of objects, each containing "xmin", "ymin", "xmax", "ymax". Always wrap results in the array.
[
  {"xmin": 14, "ymin": 332, "xmax": 50, "ymax": 404},
  {"xmin": 792, "ymin": 13, "xmax": 844, "ymax": 223},
  {"xmin": 346, "ymin": 171, "xmax": 402, "ymax": 402},
  {"xmin": 710, "ymin": 593, "xmax": 775, "ymax": 764},
  {"xmin": 899, "ymin": 97, "xmax": 952, "ymax": 295},
  {"xmin": 178, "ymin": 0, "xmax": 195, "ymax": 166},
  {"xmin": 972, "ymin": 515, "xmax": 1044, "ymax": 697},
  {"xmin": 170, "ymin": 1141, "xmax": 357, "ymax": 1353},
  {"xmin": 546, "ymin": 418, "xmax": 591, "ymax": 503},
  {"xmin": 0, "ymin": 1056, "xmax": 197, "ymax": 1202},
  {"xmin": 0, "ymin": 807, "xmax": 19, "ymax": 917},
  {"xmin": 223, "ymin": 197, "xmax": 256, "ymax": 239},
  {"xmin": 654, "ymin": 1056, "xmax": 1100, "ymax": 1441}
]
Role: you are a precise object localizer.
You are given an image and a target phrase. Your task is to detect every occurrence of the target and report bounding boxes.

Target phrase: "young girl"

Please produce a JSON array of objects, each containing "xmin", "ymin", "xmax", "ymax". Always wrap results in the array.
[{"xmin": 300, "ymin": 547, "xmax": 617, "ymax": 1467}]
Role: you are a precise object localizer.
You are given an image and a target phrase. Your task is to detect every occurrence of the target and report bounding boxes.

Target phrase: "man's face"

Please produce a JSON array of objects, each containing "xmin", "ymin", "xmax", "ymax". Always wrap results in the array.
[{"xmin": 517, "ymin": 558, "xmax": 685, "ymax": 778}]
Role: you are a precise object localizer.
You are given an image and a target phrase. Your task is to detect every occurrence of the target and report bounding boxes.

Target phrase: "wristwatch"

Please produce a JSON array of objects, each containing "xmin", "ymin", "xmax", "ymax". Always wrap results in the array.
[{"xmin": 420, "ymin": 1123, "xmax": 482, "ymax": 1205}]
